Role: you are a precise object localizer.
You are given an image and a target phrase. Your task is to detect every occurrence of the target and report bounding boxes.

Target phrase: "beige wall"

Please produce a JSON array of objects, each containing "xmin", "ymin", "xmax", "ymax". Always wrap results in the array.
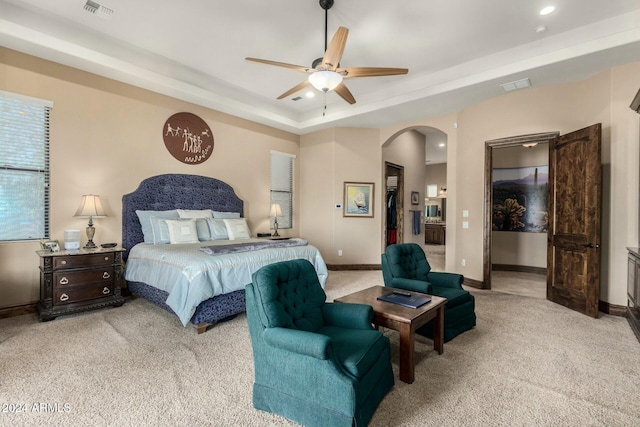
[
  {"xmin": 0, "ymin": 48, "xmax": 299, "ymax": 309},
  {"xmin": 492, "ymin": 144, "xmax": 549, "ymax": 268},
  {"xmin": 382, "ymin": 130, "xmax": 426, "ymax": 246},
  {"xmin": 299, "ymin": 128, "xmax": 382, "ymax": 265}
]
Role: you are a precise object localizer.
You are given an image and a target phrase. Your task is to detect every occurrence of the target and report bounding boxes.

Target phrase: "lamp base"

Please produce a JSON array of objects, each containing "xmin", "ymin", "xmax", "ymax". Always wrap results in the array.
[{"xmin": 84, "ymin": 221, "xmax": 97, "ymax": 249}]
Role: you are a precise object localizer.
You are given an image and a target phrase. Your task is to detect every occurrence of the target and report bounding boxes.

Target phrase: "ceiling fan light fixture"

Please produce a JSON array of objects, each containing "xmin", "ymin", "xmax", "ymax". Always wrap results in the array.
[{"xmin": 308, "ymin": 71, "xmax": 343, "ymax": 92}]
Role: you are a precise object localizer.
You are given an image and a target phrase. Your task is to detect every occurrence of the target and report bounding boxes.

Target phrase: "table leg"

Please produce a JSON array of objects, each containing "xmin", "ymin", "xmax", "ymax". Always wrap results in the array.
[
  {"xmin": 398, "ymin": 323, "xmax": 415, "ymax": 384},
  {"xmin": 434, "ymin": 305, "xmax": 444, "ymax": 354}
]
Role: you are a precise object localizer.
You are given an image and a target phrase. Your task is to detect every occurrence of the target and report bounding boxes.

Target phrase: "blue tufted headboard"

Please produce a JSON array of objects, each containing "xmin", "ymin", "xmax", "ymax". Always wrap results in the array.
[{"xmin": 122, "ymin": 174, "xmax": 243, "ymax": 260}]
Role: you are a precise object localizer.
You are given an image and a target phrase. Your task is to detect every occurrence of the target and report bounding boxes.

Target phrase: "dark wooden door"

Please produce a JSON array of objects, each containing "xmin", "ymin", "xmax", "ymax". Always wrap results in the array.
[{"xmin": 547, "ymin": 124, "xmax": 602, "ymax": 317}]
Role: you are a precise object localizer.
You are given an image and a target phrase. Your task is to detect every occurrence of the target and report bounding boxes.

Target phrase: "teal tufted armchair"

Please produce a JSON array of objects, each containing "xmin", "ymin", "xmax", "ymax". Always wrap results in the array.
[
  {"xmin": 381, "ymin": 243, "xmax": 476, "ymax": 342},
  {"xmin": 246, "ymin": 259, "xmax": 394, "ymax": 427}
]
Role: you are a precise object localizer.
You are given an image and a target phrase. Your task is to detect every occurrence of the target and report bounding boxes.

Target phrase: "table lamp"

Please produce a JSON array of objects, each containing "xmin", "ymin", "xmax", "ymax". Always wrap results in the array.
[
  {"xmin": 270, "ymin": 203, "xmax": 283, "ymax": 237},
  {"xmin": 74, "ymin": 194, "xmax": 107, "ymax": 249}
]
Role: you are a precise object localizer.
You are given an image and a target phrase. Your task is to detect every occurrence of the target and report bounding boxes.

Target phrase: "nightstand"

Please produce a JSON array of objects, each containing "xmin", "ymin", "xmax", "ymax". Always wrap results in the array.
[{"xmin": 36, "ymin": 247, "xmax": 126, "ymax": 321}]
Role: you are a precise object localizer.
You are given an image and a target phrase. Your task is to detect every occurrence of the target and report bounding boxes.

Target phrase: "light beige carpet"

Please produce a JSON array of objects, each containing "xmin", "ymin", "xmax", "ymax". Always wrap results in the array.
[{"xmin": 1, "ymin": 270, "xmax": 639, "ymax": 427}]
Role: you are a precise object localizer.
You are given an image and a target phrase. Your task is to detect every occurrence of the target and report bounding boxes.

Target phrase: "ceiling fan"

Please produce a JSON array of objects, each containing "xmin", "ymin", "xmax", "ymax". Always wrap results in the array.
[{"xmin": 245, "ymin": 0, "xmax": 408, "ymax": 105}]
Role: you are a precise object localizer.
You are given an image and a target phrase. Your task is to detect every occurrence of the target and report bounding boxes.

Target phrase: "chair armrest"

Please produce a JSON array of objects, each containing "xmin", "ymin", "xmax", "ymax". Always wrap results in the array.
[
  {"xmin": 264, "ymin": 327, "xmax": 331, "ymax": 360},
  {"xmin": 389, "ymin": 277, "xmax": 433, "ymax": 294},
  {"xmin": 322, "ymin": 303, "xmax": 373, "ymax": 330},
  {"xmin": 427, "ymin": 272, "xmax": 464, "ymax": 289}
]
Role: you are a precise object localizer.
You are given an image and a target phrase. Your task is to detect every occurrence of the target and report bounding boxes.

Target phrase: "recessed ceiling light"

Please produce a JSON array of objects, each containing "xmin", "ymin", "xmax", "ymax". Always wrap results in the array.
[
  {"xmin": 540, "ymin": 6, "xmax": 555, "ymax": 15},
  {"xmin": 438, "ymin": 143, "xmax": 445, "ymax": 147}
]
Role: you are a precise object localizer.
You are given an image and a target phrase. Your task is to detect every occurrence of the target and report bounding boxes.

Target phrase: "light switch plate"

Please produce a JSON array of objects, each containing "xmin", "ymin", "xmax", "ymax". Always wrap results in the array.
[
  {"xmin": 462, "ymin": 221, "xmax": 469, "ymax": 229},
  {"xmin": 463, "ymin": 210, "xmax": 469, "ymax": 217}
]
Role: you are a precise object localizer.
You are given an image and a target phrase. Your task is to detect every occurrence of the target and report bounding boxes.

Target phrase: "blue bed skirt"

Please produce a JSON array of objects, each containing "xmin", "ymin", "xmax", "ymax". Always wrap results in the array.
[{"xmin": 127, "ymin": 281, "xmax": 246, "ymax": 327}]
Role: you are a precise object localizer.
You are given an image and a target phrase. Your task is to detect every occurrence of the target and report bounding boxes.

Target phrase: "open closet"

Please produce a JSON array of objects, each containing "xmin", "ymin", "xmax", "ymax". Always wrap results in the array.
[{"xmin": 384, "ymin": 162, "xmax": 404, "ymax": 247}]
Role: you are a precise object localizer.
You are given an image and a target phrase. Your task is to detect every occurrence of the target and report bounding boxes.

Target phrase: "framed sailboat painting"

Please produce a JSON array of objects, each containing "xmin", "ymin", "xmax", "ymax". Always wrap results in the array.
[{"xmin": 344, "ymin": 182, "xmax": 374, "ymax": 217}]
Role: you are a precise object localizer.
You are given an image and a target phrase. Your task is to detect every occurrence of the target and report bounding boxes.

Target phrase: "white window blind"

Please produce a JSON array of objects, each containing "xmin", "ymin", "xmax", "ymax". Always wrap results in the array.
[
  {"xmin": 0, "ymin": 91, "xmax": 52, "ymax": 241},
  {"xmin": 270, "ymin": 151, "xmax": 294, "ymax": 229}
]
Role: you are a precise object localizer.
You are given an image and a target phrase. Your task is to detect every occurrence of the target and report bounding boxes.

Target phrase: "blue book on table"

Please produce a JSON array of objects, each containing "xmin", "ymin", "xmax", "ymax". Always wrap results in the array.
[{"xmin": 377, "ymin": 292, "xmax": 431, "ymax": 309}]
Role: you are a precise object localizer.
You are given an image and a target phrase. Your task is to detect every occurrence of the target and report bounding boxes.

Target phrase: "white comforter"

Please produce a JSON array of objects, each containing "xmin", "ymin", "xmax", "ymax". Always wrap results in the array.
[{"xmin": 124, "ymin": 239, "xmax": 328, "ymax": 326}]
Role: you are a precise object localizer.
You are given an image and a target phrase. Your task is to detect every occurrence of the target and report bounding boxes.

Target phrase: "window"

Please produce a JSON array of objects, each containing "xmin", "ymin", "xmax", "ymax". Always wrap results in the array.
[
  {"xmin": 270, "ymin": 151, "xmax": 294, "ymax": 229},
  {"xmin": 0, "ymin": 91, "xmax": 52, "ymax": 241}
]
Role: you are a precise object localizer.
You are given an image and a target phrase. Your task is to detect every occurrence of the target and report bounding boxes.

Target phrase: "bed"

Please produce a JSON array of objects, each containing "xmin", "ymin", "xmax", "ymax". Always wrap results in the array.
[{"xmin": 122, "ymin": 174, "xmax": 328, "ymax": 333}]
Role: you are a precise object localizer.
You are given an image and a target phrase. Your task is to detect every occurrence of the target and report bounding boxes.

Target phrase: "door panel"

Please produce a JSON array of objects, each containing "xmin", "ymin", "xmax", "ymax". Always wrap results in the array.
[{"xmin": 547, "ymin": 124, "xmax": 601, "ymax": 317}]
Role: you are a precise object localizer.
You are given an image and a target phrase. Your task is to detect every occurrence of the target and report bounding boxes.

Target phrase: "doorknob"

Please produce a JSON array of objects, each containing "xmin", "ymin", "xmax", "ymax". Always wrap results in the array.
[{"xmin": 584, "ymin": 243, "xmax": 600, "ymax": 248}]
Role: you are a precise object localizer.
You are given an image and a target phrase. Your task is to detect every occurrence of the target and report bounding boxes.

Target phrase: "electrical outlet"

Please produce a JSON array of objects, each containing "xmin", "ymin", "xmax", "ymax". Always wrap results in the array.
[
  {"xmin": 338, "ymin": 250, "xmax": 343, "ymax": 256},
  {"xmin": 461, "ymin": 259, "xmax": 466, "ymax": 267}
]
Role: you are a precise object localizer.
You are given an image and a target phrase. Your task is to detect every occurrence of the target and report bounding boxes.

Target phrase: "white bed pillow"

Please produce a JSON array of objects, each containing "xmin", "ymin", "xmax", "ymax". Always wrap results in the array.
[
  {"xmin": 223, "ymin": 218, "xmax": 251, "ymax": 240},
  {"xmin": 177, "ymin": 209, "xmax": 213, "ymax": 219},
  {"xmin": 213, "ymin": 211, "xmax": 241, "ymax": 219},
  {"xmin": 206, "ymin": 218, "xmax": 229, "ymax": 240},
  {"xmin": 164, "ymin": 219, "xmax": 199, "ymax": 244}
]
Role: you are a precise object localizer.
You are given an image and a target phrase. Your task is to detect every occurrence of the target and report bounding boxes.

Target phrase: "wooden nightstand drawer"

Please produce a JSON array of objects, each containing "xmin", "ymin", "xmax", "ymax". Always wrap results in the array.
[
  {"xmin": 54, "ymin": 253, "xmax": 113, "ymax": 269},
  {"xmin": 54, "ymin": 283, "xmax": 114, "ymax": 305},
  {"xmin": 53, "ymin": 267, "xmax": 115, "ymax": 288}
]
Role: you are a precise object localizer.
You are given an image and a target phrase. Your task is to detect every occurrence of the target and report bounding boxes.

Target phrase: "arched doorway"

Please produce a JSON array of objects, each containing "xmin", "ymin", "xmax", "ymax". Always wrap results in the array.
[{"xmin": 382, "ymin": 126, "xmax": 449, "ymax": 270}]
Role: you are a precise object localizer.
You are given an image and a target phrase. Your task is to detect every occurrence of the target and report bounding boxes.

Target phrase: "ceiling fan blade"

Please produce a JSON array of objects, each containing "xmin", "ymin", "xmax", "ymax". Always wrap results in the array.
[
  {"xmin": 321, "ymin": 26, "xmax": 349, "ymax": 71},
  {"xmin": 334, "ymin": 82, "xmax": 356, "ymax": 105},
  {"xmin": 277, "ymin": 80, "xmax": 312, "ymax": 99},
  {"xmin": 246, "ymin": 57, "xmax": 311, "ymax": 73},
  {"xmin": 337, "ymin": 67, "xmax": 409, "ymax": 78}
]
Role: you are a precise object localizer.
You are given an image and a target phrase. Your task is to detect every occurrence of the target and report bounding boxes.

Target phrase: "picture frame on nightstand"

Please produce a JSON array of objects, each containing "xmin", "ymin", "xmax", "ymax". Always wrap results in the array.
[{"xmin": 40, "ymin": 240, "xmax": 60, "ymax": 252}]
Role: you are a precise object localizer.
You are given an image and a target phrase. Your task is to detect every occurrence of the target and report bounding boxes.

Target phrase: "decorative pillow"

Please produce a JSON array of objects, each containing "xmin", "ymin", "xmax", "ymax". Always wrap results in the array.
[
  {"xmin": 195, "ymin": 218, "xmax": 212, "ymax": 241},
  {"xmin": 177, "ymin": 209, "xmax": 213, "ymax": 219},
  {"xmin": 213, "ymin": 211, "xmax": 241, "ymax": 219},
  {"xmin": 136, "ymin": 210, "xmax": 179, "ymax": 244},
  {"xmin": 149, "ymin": 216, "xmax": 172, "ymax": 244},
  {"xmin": 223, "ymin": 218, "xmax": 251, "ymax": 240},
  {"xmin": 205, "ymin": 218, "xmax": 229, "ymax": 240},
  {"xmin": 164, "ymin": 219, "xmax": 199, "ymax": 244}
]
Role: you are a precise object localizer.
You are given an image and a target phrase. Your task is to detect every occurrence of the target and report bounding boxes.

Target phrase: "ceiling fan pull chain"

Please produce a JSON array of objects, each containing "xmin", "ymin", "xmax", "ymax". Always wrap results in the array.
[{"xmin": 323, "ymin": 91, "xmax": 327, "ymax": 117}]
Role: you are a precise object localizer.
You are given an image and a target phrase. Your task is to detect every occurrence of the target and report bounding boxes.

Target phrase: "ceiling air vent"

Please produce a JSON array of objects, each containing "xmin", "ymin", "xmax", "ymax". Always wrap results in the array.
[
  {"xmin": 83, "ymin": 0, "xmax": 114, "ymax": 20},
  {"xmin": 500, "ymin": 78, "xmax": 531, "ymax": 93}
]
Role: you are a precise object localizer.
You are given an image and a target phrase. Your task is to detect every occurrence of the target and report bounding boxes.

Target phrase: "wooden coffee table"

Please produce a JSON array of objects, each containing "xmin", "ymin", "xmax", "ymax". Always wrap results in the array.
[{"xmin": 335, "ymin": 285, "xmax": 446, "ymax": 384}]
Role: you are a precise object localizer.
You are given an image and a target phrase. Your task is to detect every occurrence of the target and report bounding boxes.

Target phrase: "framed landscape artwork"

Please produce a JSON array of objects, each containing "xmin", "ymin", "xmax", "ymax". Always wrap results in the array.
[
  {"xmin": 492, "ymin": 166, "xmax": 548, "ymax": 233},
  {"xmin": 344, "ymin": 182, "xmax": 374, "ymax": 217}
]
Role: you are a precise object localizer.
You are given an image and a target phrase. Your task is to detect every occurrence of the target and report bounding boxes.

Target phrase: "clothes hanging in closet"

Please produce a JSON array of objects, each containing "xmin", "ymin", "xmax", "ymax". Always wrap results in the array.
[{"xmin": 386, "ymin": 190, "xmax": 397, "ymax": 245}]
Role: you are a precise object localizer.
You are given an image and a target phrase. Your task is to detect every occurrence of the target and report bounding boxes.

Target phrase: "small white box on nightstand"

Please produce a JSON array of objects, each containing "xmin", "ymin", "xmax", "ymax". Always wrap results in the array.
[{"xmin": 64, "ymin": 229, "xmax": 81, "ymax": 250}]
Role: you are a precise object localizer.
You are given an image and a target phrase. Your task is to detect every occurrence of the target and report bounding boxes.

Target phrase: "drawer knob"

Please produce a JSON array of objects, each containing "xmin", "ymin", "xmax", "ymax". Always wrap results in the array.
[
  {"xmin": 102, "ymin": 287, "xmax": 111, "ymax": 295},
  {"xmin": 59, "ymin": 277, "xmax": 69, "ymax": 285},
  {"xmin": 104, "ymin": 257, "xmax": 109, "ymax": 261},
  {"xmin": 61, "ymin": 260, "xmax": 67, "ymax": 265},
  {"xmin": 102, "ymin": 272, "xmax": 111, "ymax": 279},
  {"xmin": 60, "ymin": 293, "xmax": 69, "ymax": 302}
]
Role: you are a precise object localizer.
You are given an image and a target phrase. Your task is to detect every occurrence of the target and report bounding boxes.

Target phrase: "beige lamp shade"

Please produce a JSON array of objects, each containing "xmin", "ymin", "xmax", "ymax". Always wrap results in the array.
[
  {"xmin": 74, "ymin": 195, "xmax": 107, "ymax": 218},
  {"xmin": 269, "ymin": 203, "xmax": 283, "ymax": 218}
]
